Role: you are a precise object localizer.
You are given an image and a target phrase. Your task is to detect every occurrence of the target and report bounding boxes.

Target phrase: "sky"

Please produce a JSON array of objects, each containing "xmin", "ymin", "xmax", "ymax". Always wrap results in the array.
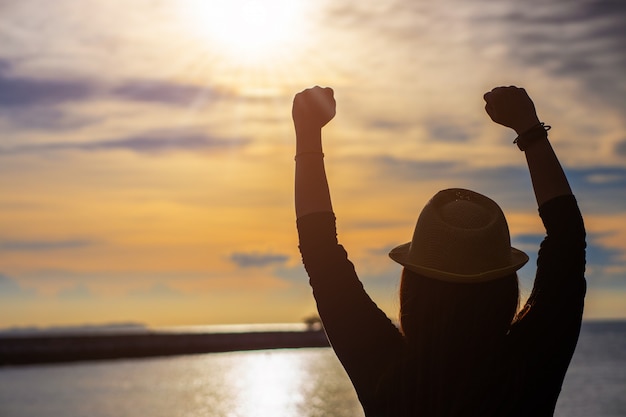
[{"xmin": 1, "ymin": 0, "xmax": 625, "ymax": 329}]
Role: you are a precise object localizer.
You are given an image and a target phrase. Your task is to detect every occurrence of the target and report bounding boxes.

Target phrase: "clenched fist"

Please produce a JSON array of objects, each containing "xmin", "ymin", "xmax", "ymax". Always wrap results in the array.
[
  {"xmin": 292, "ymin": 86, "xmax": 336, "ymax": 133},
  {"xmin": 484, "ymin": 86, "xmax": 540, "ymax": 134}
]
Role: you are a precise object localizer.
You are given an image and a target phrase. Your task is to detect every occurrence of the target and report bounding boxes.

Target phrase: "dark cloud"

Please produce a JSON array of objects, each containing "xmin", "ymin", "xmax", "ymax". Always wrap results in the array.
[
  {"xmin": 0, "ymin": 59, "xmax": 100, "ymax": 129},
  {"xmin": 370, "ymin": 156, "xmax": 536, "ymax": 209},
  {"xmin": 482, "ymin": 0, "xmax": 626, "ymax": 112},
  {"xmin": 566, "ymin": 167, "xmax": 626, "ymax": 213},
  {"xmin": 230, "ymin": 252, "xmax": 290, "ymax": 268},
  {"xmin": 615, "ymin": 140, "xmax": 626, "ymax": 157},
  {"xmin": 112, "ymin": 80, "xmax": 222, "ymax": 105},
  {"xmin": 587, "ymin": 233, "xmax": 623, "ymax": 269},
  {"xmin": 0, "ymin": 71, "xmax": 95, "ymax": 108},
  {"xmin": 426, "ymin": 121, "xmax": 471, "ymax": 142},
  {"xmin": 273, "ymin": 265, "xmax": 311, "ymax": 289},
  {"xmin": 372, "ymin": 155, "xmax": 626, "ymax": 213},
  {"xmin": 574, "ymin": 167, "xmax": 626, "ymax": 186},
  {"xmin": 367, "ymin": 119, "xmax": 410, "ymax": 132},
  {"xmin": 367, "ymin": 244, "xmax": 399, "ymax": 256},
  {"xmin": 72, "ymin": 133, "xmax": 243, "ymax": 154},
  {"xmin": 383, "ymin": 159, "xmax": 626, "ymax": 196},
  {"xmin": 3, "ymin": 107, "xmax": 101, "ymax": 131},
  {"xmin": 0, "ymin": 274, "xmax": 36, "ymax": 298},
  {"xmin": 512, "ymin": 233, "xmax": 544, "ymax": 247},
  {"xmin": 346, "ymin": 219, "xmax": 409, "ymax": 230},
  {"xmin": 487, "ymin": 231, "xmax": 625, "ymax": 286},
  {"xmin": 57, "ymin": 284, "xmax": 95, "ymax": 300},
  {"xmin": 128, "ymin": 283, "xmax": 183, "ymax": 299},
  {"xmin": 2, "ymin": 131, "xmax": 249, "ymax": 155},
  {"xmin": 372, "ymin": 155, "xmax": 462, "ymax": 182},
  {"xmin": 0, "ymin": 58, "xmax": 11, "ymax": 74},
  {"xmin": 0, "ymin": 59, "xmax": 225, "ymax": 110},
  {"xmin": 0, "ymin": 239, "xmax": 93, "ymax": 252}
]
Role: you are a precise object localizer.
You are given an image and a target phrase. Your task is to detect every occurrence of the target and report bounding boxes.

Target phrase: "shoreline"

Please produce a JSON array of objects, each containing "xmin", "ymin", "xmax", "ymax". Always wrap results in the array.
[{"xmin": 0, "ymin": 330, "xmax": 330, "ymax": 366}]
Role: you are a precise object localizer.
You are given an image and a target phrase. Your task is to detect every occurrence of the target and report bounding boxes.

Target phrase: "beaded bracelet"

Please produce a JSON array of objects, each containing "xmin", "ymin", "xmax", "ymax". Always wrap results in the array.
[{"xmin": 513, "ymin": 122, "xmax": 551, "ymax": 151}]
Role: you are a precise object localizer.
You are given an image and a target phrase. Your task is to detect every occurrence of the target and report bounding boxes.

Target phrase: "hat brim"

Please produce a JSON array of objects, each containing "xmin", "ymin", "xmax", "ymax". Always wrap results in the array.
[{"xmin": 388, "ymin": 242, "xmax": 529, "ymax": 283}]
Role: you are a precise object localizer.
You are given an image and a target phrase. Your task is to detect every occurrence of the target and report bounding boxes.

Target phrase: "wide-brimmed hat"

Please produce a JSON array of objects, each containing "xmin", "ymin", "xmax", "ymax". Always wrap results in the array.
[{"xmin": 389, "ymin": 188, "xmax": 528, "ymax": 283}]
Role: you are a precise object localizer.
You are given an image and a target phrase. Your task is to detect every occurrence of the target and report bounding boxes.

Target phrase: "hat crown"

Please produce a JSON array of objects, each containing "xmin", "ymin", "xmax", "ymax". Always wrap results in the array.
[
  {"xmin": 389, "ymin": 188, "xmax": 529, "ymax": 282},
  {"xmin": 440, "ymin": 199, "xmax": 491, "ymax": 228}
]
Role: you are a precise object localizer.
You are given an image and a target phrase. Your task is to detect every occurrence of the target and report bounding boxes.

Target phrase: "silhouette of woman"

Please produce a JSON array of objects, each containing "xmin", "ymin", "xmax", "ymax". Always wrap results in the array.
[{"xmin": 293, "ymin": 86, "xmax": 586, "ymax": 416}]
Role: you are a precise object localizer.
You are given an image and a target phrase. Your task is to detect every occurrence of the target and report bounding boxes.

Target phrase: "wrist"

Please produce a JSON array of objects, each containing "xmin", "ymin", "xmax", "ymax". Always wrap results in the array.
[
  {"xmin": 295, "ymin": 127, "xmax": 323, "ymax": 154},
  {"xmin": 513, "ymin": 118, "xmax": 541, "ymax": 135},
  {"xmin": 513, "ymin": 123, "xmax": 551, "ymax": 151}
]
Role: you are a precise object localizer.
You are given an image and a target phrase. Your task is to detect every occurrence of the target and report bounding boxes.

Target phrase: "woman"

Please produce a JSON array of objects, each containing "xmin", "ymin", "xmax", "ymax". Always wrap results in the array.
[{"xmin": 293, "ymin": 85, "xmax": 586, "ymax": 416}]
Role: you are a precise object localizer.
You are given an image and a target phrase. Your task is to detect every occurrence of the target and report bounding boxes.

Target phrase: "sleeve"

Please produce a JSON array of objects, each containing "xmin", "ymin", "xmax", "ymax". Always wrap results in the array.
[
  {"xmin": 510, "ymin": 194, "xmax": 587, "ymax": 413},
  {"xmin": 522, "ymin": 194, "xmax": 587, "ymax": 321},
  {"xmin": 297, "ymin": 211, "xmax": 404, "ymax": 406}
]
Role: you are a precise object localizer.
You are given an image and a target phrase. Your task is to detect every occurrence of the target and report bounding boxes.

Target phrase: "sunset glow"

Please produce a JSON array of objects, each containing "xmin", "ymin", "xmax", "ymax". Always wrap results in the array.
[{"xmin": 1, "ymin": 0, "xmax": 625, "ymax": 329}]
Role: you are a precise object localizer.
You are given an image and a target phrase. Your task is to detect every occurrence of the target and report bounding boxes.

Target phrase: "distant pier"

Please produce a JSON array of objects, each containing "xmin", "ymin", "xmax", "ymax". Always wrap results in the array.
[{"xmin": 0, "ymin": 330, "xmax": 330, "ymax": 366}]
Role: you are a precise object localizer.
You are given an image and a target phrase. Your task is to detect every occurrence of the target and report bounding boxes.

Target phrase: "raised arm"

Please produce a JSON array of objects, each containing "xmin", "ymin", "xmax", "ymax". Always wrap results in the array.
[
  {"xmin": 293, "ymin": 86, "xmax": 336, "ymax": 218},
  {"xmin": 483, "ymin": 86, "xmax": 572, "ymax": 206},
  {"xmin": 293, "ymin": 88, "xmax": 404, "ymax": 410}
]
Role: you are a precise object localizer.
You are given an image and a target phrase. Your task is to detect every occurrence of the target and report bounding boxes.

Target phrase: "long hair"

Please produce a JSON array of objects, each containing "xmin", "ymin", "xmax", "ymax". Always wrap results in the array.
[{"xmin": 380, "ymin": 268, "xmax": 520, "ymax": 416}]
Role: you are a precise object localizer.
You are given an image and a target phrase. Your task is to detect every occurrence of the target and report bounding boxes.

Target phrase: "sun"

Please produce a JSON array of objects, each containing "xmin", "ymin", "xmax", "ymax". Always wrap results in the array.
[{"xmin": 179, "ymin": 0, "xmax": 306, "ymax": 65}]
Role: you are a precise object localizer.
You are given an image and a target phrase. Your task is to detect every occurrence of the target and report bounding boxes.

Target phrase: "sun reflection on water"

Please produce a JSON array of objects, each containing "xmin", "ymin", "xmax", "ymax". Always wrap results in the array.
[
  {"xmin": 196, "ymin": 348, "xmax": 363, "ymax": 417},
  {"xmin": 230, "ymin": 350, "xmax": 305, "ymax": 416}
]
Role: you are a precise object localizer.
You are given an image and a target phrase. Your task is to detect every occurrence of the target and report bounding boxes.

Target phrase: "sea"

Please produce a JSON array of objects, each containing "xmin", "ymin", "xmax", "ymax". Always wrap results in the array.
[{"xmin": 0, "ymin": 321, "xmax": 624, "ymax": 417}]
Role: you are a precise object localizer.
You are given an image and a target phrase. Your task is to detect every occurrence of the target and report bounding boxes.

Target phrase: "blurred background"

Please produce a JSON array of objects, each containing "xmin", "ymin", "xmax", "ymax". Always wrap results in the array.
[{"xmin": 1, "ymin": 0, "xmax": 625, "ymax": 333}]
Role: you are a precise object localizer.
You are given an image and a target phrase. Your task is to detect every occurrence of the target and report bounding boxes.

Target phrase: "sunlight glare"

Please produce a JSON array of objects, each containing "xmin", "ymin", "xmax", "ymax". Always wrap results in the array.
[
  {"xmin": 232, "ymin": 350, "xmax": 305, "ymax": 417},
  {"xmin": 179, "ymin": 0, "xmax": 305, "ymax": 65}
]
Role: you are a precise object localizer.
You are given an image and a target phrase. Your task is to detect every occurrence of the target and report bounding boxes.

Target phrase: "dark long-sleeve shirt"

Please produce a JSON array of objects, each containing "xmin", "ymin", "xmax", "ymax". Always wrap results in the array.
[{"xmin": 297, "ymin": 194, "xmax": 586, "ymax": 416}]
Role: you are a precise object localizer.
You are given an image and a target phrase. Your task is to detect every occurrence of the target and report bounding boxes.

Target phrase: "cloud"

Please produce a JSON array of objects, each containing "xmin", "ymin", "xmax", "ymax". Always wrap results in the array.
[
  {"xmin": 513, "ymin": 231, "xmax": 625, "ymax": 286},
  {"xmin": 0, "ymin": 239, "xmax": 93, "ymax": 252},
  {"xmin": 369, "ymin": 156, "xmax": 535, "ymax": 207},
  {"xmin": 2, "ymin": 130, "xmax": 249, "ymax": 155},
  {"xmin": 0, "ymin": 58, "xmax": 227, "ymax": 111},
  {"xmin": 587, "ymin": 232, "xmax": 624, "ymax": 273},
  {"xmin": 128, "ymin": 283, "xmax": 184, "ymax": 299},
  {"xmin": 229, "ymin": 252, "xmax": 290, "ymax": 268},
  {"xmin": 0, "ymin": 58, "xmax": 12, "ymax": 74},
  {"xmin": 3, "ymin": 107, "xmax": 101, "ymax": 131},
  {"xmin": 426, "ymin": 120, "xmax": 472, "ymax": 143},
  {"xmin": 0, "ymin": 61, "xmax": 227, "ymax": 133},
  {"xmin": 346, "ymin": 219, "xmax": 408, "ymax": 230},
  {"xmin": 615, "ymin": 140, "xmax": 626, "ymax": 157},
  {"xmin": 484, "ymin": 0, "xmax": 626, "ymax": 111},
  {"xmin": 0, "ymin": 58, "xmax": 101, "ymax": 130},
  {"xmin": 57, "ymin": 284, "xmax": 95, "ymax": 300},
  {"xmin": 372, "ymin": 155, "xmax": 626, "ymax": 212},
  {"xmin": 111, "ymin": 80, "xmax": 223, "ymax": 105},
  {"xmin": 274, "ymin": 264, "xmax": 309, "ymax": 284},
  {"xmin": 373, "ymin": 155, "xmax": 463, "ymax": 181},
  {"xmin": 567, "ymin": 167, "xmax": 626, "ymax": 213},
  {"xmin": 0, "ymin": 274, "xmax": 36, "ymax": 298},
  {"xmin": 367, "ymin": 244, "xmax": 399, "ymax": 256},
  {"xmin": 0, "ymin": 69, "xmax": 95, "ymax": 108},
  {"xmin": 511, "ymin": 233, "xmax": 544, "ymax": 249},
  {"xmin": 366, "ymin": 118, "xmax": 411, "ymax": 132}
]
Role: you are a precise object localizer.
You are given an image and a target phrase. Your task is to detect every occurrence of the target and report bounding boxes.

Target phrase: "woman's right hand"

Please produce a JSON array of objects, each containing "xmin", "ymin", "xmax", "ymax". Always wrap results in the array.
[
  {"xmin": 483, "ymin": 86, "xmax": 540, "ymax": 134},
  {"xmin": 292, "ymin": 86, "xmax": 336, "ymax": 134}
]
